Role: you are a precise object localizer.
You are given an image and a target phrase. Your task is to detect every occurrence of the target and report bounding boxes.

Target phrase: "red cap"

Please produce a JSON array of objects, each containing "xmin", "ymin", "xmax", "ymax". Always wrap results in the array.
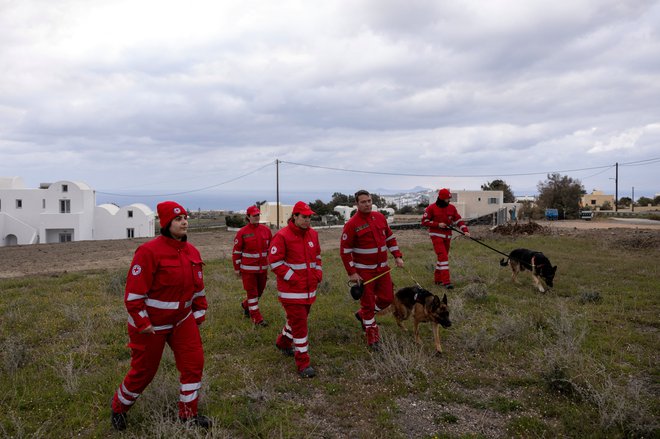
[
  {"xmin": 157, "ymin": 201, "xmax": 187, "ymax": 228},
  {"xmin": 246, "ymin": 205, "xmax": 261, "ymax": 216},
  {"xmin": 292, "ymin": 201, "xmax": 314, "ymax": 216},
  {"xmin": 438, "ymin": 188, "xmax": 451, "ymax": 200}
]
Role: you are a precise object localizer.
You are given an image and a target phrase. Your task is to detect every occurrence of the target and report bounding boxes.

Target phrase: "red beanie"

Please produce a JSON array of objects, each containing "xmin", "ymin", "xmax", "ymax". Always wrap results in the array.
[
  {"xmin": 438, "ymin": 188, "xmax": 451, "ymax": 200},
  {"xmin": 157, "ymin": 201, "xmax": 187, "ymax": 228}
]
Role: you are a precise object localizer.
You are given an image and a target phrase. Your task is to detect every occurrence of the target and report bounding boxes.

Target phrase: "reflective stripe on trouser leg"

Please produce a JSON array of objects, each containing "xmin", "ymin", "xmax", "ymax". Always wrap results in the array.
[
  {"xmin": 282, "ymin": 303, "xmax": 311, "ymax": 371},
  {"xmin": 169, "ymin": 314, "xmax": 204, "ymax": 419},
  {"xmin": 242, "ymin": 272, "xmax": 266, "ymax": 323},
  {"xmin": 112, "ymin": 324, "xmax": 168, "ymax": 413},
  {"xmin": 276, "ymin": 322, "xmax": 293, "ymax": 350}
]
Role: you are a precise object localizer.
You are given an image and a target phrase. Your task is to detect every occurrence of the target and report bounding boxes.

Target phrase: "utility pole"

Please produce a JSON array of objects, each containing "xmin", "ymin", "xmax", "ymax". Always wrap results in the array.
[
  {"xmin": 632, "ymin": 186, "xmax": 635, "ymax": 212},
  {"xmin": 615, "ymin": 162, "xmax": 618, "ymax": 212},
  {"xmin": 276, "ymin": 159, "xmax": 280, "ymax": 229}
]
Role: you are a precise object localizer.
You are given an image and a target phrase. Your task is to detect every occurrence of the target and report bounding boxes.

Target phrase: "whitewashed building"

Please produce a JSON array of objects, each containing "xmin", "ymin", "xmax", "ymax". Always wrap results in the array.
[{"xmin": 0, "ymin": 177, "xmax": 154, "ymax": 247}]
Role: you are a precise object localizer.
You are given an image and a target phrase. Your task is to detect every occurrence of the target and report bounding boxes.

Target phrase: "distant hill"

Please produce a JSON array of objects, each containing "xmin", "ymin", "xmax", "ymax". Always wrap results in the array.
[{"xmin": 374, "ymin": 186, "xmax": 432, "ymax": 195}]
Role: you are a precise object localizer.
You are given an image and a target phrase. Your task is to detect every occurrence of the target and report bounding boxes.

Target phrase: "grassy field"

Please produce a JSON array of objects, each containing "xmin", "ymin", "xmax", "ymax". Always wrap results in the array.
[{"xmin": 0, "ymin": 231, "xmax": 658, "ymax": 438}]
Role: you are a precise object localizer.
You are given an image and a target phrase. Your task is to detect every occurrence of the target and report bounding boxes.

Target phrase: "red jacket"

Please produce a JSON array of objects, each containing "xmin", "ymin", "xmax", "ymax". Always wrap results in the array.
[
  {"xmin": 421, "ymin": 203, "xmax": 469, "ymax": 239},
  {"xmin": 124, "ymin": 236, "xmax": 208, "ymax": 333},
  {"xmin": 232, "ymin": 223, "xmax": 272, "ymax": 274},
  {"xmin": 268, "ymin": 221, "xmax": 322, "ymax": 304},
  {"xmin": 340, "ymin": 210, "xmax": 402, "ymax": 275}
]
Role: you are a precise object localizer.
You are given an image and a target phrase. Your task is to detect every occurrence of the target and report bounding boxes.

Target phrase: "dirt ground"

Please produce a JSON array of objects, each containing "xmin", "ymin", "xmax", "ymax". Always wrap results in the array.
[{"xmin": 1, "ymin": 219, "xmax": 658, "ymax": 279}]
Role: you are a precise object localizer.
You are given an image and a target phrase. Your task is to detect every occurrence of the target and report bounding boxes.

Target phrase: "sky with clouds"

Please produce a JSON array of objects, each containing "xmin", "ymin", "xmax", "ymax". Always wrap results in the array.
[{"xmin": 1, "ymin": 0, "xmax": 659, "ymax": 209}]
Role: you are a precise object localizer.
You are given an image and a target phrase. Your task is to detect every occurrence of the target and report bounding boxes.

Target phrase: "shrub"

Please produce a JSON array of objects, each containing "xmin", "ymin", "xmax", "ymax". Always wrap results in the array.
[
  {"xmin": 225, "ymin": 215, "xmax": 247, "ymax": 228},
  {"xmin": 462, "ymin": 283, "xmax": 488, "ymax": 302}
]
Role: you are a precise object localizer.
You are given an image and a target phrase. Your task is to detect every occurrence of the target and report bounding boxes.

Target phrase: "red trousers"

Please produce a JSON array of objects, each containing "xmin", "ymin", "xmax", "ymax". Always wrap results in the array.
[
  {"xmin": 356, "ymin": 270, "xmax": 394, "ymax": 345},
  {"xmin": 112, "ymin": 314, "xmax": 204, "ymax": 418},
  {"xmin": 431, "ymin": 236, "xmax": 452, "ymax": 285},
  {"xmin": 241, "ymin": 272, "xmax": 268, "ymax": 323},
  {"xmin": 276, "ymin": 303, "xmax": 312, "ymax": 371}
]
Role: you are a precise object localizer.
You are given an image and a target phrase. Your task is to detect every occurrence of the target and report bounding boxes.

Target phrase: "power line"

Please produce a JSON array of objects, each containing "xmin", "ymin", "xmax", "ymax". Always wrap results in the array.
[
  {"xmin": 96, "ymin": 161, "xmax": 273, "ymax": 197},
  {"xmin": 279, "ymin": 160, "xmax": 642, "ymax": 178}
]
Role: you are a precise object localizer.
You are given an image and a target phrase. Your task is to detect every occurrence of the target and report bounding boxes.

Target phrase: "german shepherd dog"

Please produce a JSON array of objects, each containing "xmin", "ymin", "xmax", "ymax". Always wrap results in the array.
[
  {"xmin": 500, "ymin": 248, "xmax": 557, "ymax": 293},
  {"xmin": 385, "ymin": 285, "xmax": 451, "ymax": 354}
]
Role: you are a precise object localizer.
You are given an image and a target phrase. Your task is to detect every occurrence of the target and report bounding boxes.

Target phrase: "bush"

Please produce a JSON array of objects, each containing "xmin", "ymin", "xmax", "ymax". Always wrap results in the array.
[{"xmin": 225, "ymin": 214, "xmax": 247, "ymax": 228}]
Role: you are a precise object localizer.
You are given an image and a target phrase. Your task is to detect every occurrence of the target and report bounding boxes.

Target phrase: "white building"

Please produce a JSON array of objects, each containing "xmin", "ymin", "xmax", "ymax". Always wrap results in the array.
[{"xmin": 0, "ymin": 177, "xmax": 154, "ymax": 247}]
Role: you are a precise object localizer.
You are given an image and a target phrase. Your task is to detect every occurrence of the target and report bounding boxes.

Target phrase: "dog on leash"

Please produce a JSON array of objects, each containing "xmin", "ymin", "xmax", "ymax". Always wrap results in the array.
[
  {"xmin": 383, "ymin": 285, "xmax": 451, "ymax": 354},
  {"xmin": 500, "ymin": 248, "xmax": 557, "ymax": 293}
]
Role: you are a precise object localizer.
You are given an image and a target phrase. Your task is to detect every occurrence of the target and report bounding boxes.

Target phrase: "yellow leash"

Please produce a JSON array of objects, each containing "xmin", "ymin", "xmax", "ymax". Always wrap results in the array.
[{"xmin": 361, "ymin": 268, "xmax": 392, "ymax": 286}]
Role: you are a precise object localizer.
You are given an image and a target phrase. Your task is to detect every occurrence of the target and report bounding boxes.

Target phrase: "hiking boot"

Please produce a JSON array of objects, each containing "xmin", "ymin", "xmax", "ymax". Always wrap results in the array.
[
  {"xmin": 111, "ymin": 411, "xmax": 128, "ymax": 431},
  {"xmin": 276, "ymin": 343, "xmax": 295, "ymax": 357},
  {"xmin": 299, "ymin": 366, "xmax": 316, "ymax": 378},
  {"xmin": 444, "ymin": 283, "xmax": 454, "ymax": 290},
  {"xmin": 180, "ymin": 415, "xmax": 212, "ymax": 429},
  {"xmin": 241, "ymin": 301, "xmax": 249, "ymax": 318},
  {"xmin": 255, "ymin": 320, "xmax": 268, "ymax": 327}
]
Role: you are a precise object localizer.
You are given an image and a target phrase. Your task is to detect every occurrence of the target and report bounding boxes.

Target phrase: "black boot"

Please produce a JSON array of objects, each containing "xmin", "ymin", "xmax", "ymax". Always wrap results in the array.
[
  {"xmin": 111, "ymin": 411, "xmax": 127, "ymax": 431},
  {"xmin": 180, "ymin": 415, "xmax": 212, "ymax": 429},
  {"xmin": 299, "ymin": 366, "xmax": 316, "ymax": 378}
]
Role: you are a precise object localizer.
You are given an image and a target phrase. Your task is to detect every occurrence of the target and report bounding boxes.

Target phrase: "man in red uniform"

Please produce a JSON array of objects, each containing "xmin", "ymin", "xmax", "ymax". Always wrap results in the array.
[
  {"xmin": 421, "ymin": 188, "xmax": 470, "ymax": 289},
  {"xmin": 110, "ymin": 201, "xmax": 210, "ymax": 430},
  {"xmin": 233, "ymin": 205, "xmax": 272, "ymax": 326},
  {"xmin": 340, "ymin": 190, "xmax": 404, "ymax": 350},
  {"xmin": 269, "ymin": 201, "xmax": 322, "ymax": 378}
]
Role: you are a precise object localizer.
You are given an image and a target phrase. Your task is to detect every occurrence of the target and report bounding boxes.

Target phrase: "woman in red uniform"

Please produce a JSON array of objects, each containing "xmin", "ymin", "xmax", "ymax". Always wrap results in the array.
[
  {"xmin": 233, "ymin": 205, "xmax": 272, "ymax": 326},
  {"xmin": 268, "ymin": 201, "xmax": 322, "ymax": 378},
  {"xmin": 110, "ymin": 201, "xmax": 211, "ymax": 430},
  {"xmin": 421, "ymin": 188, "xmax": 470, "ymax": 289}
]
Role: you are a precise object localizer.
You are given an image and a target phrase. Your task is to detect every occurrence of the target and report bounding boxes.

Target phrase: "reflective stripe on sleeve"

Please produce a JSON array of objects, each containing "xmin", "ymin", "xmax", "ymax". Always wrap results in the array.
[{"xmin": 126, "ymin": 293, "xmax": 147, "ymax": 301}]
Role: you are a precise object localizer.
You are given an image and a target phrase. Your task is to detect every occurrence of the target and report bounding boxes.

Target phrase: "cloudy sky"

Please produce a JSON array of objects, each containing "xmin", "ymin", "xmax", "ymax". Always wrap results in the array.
[{"xmin": 1, "ymin": 0, "xmax": 659, "ymax": 209}]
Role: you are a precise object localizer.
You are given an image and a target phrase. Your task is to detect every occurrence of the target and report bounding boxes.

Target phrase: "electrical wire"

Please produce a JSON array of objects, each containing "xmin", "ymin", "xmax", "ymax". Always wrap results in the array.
[
  {"xmin": 96, "ymin": 161, "xmax": 273, "ymax": 197},
  {"xmin": 280, "ymin": 160, "xmax": 633, "ymax": 178}
]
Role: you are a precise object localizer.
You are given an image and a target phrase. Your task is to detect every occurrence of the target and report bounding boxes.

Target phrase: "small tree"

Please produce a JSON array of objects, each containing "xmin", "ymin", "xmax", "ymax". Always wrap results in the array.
[
  {"xmin": 600, "ymin": 201, "xmax": 612, "ymax": 211},
  {"xmin": 481, "ymin": 179, "xmax": 515, "ymax": 203},
  {"xmin": 618, "ymin": 197, "xmax": 632, "ymax": 208},
  {"xmin": 537, "ymin": 173, "xmax": 585, "ymax": 219},
  {"xmin": 654, "ymin": 195, "xmax": 660, "ymax": 206},
  {"xmin": 637, "ymin": 196, "xmax": 653, "ymax": 207}
]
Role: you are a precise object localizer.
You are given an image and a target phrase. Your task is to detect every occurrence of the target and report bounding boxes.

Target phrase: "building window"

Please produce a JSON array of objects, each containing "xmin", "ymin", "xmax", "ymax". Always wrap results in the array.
[
  {"xmin": 16, "ymin": 199, "xmax": 22, "ymax": 208},
  {"xmin": 60, "ymin": 199, "xmax": 71, "ymax": 213},
  {"xmin": 62, "ymin": 184, "xmax": 68, "ymax": 192},
  {"xmin": 59, "ymin": 232, "xmax": 72, "ymax": 243},
  {"xmin": 591, "ymin": 200, "xmax": 596, "ymax": 205},
  {"xmin": 128, "ymin": 210, "xmax": 133, "ymax": 218},
  {"xmin": 488, "ymin": 197, "xmax": 498, "ymax": 204},
  {"xmin": 127, "ymin": 228, "xmax": 135, "ymax": 238},
  {"xmin": 42, "ymin": 199, "xmax": 46, "ymax": 209}
]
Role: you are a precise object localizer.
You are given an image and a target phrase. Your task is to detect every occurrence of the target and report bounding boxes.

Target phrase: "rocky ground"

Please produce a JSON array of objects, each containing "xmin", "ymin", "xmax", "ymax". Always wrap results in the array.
[{"xmin": 1, "ymin": 219, "xmax": 658, "ymax": 279}]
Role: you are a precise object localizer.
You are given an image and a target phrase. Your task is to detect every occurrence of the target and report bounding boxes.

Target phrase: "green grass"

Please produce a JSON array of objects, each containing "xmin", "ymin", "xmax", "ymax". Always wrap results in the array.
[{"xmin": 1, "ymin": 232, "xmax": 659, "ymax": 438}]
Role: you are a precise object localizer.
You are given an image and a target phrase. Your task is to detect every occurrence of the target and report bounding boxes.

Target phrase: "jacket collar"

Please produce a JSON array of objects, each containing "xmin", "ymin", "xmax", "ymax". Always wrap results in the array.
[
  {"xmin": 287, "ymin": 220, "xmax": 309, "ymax": 236},
  {"xmin": 159, "ymin": 235, "xmax": 187, "ymax": 251}
]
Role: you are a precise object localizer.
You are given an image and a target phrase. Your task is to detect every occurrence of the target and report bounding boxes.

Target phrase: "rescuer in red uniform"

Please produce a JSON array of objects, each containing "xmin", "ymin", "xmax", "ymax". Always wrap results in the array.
[
  {"xmin": 421, "ymin": 188, "xmax": 470, "ymax": 289},
  {"xmin": 269, "ymin": 201, "xmax": 322, "ymax": 378},
  {"xmin": 340, "ymin": 190, "xmax": 404, "ymax": 350},
  {"xmin": 233, "ymin": 205, "xmax": 272, "ymax": 326},
  {"xmin": 110, "ymin": 201, "xmax": 210, "ymax": 431}
]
